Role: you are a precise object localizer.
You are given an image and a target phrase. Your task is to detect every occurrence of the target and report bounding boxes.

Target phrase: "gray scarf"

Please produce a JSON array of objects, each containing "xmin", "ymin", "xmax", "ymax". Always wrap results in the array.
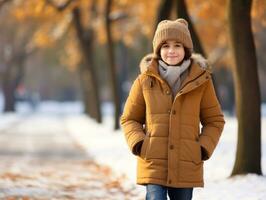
[{"xmin": 159, "ymin": 59, "xmax": 191, "ymax": 96}]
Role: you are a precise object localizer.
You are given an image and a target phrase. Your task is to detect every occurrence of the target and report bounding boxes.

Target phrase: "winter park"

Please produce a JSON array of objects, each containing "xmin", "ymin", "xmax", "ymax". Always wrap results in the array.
[{"xmin": 0, "ymin": 0, "xmax": 266, "ymax": 200}]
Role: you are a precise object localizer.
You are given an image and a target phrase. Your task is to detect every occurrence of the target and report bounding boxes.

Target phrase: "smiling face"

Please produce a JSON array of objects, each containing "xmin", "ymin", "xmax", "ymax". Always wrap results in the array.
[{"xmin": 160, "ymin": 40, "xmax": 185, "ymax": 65}]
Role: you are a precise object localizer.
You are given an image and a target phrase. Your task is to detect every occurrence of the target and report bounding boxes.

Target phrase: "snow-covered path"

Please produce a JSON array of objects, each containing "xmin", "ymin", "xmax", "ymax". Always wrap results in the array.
[{"xmin": 0, "ymin": 113, "xmax": 140, "ymax": 200}]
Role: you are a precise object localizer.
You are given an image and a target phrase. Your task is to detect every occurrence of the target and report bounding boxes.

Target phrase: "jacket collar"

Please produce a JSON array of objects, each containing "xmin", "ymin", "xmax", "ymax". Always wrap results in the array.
[{"xmin": 142, "ymin": 53, "xmax": 211, "ymax": 83}]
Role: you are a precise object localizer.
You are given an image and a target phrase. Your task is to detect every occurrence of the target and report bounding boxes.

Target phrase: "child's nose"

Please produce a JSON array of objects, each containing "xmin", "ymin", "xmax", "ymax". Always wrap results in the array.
[{"xmin": 169, "ymin": 47, "xmax": 175, "ymax": 53}]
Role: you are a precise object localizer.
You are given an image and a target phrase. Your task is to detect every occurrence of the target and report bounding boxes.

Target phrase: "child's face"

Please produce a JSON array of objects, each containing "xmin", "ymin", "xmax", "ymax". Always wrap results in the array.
[{"xmin": 160, "ymin": 40, "xmax": 185, "ymax": 65}]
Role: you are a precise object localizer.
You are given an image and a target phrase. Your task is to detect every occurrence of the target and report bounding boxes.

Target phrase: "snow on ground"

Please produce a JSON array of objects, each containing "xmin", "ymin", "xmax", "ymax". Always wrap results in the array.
[
  {"xmin": 0, "ymin": 113, "xmax": 21, "ymax": 130},
  {"xmin": 1, "ymin": 101, "xmax": 266, "ymax": 199}
]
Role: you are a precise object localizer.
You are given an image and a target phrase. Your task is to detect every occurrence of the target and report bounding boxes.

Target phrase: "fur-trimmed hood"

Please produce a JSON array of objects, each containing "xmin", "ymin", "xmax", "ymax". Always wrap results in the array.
[
  {"xmin": 139, "ymin": 53, "xmax": 211, "ymax": 74},
  {"xmin": 139, "ymin": 53, "xmax": 155, "ymax": 73}
]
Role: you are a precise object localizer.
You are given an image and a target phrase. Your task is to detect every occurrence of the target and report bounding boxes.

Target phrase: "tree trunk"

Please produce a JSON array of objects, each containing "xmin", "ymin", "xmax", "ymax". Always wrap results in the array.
[
  {"xmin": 105, "ymin": 0, "xmax": 121, "ymax": 130},
  {"xmin": 176, "ymin": 0, "xmax": 206, "ymax": 56},
  {"xmin": 156, "ymin": 0, "xmax": 174, "ymax": 25},
  {"xmin": 78, "ymin": 62, "xmax": 93, "ymax": 115},
  {"xmin": 3, "ymin": 78, "xmax": 16, "ymax": 112},
  {"xmin": 72, "ymin": 7, "xmax": 102, "ymax": 123},
  {"xmin": 228, "ymin": 0, "xmax": 261, "ymax": 175},
  {"xmin": 2, "ymin": 54, "xmax": 26, "ymax": 112},
  {"xmin": 117, "ymin": 41, "xmax": 128, "ymax": 104}
]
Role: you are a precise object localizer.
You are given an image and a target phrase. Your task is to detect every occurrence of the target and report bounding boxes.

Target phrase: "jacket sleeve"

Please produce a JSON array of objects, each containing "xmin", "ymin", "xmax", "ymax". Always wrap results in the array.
[
  {"xmin": 120, "ymin": 76, "xmax": 146, "ymax": 155},
  {"xmin": 199, "ymin": 77, "xmax": 225, "ymax": 160}
]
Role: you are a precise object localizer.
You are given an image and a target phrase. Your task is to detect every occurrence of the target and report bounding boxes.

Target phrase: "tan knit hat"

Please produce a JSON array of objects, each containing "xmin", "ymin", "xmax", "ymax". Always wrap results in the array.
[{"xmin": 153, "ymin": 18, "xmax": 193, "ymax": 57}]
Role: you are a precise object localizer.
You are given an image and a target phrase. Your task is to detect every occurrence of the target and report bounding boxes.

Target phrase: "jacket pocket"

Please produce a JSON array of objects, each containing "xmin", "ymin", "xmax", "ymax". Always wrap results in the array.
[
  {"xmin": 140, "ymin": 133, "xmax": 150, "ymax": 159},
  {"xmin": 180, "ymin": 139, "xmax": 202, "ymax": 165}
]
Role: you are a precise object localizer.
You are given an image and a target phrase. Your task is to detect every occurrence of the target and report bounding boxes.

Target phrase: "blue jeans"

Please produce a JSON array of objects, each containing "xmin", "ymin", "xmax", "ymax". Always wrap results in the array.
[{"xmin": 146, "ymin": 184, "xmax": 193, "ymax": 200}]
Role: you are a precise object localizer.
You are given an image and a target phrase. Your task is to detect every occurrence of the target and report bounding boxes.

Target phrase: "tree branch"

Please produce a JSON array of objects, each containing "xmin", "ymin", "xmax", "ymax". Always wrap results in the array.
[{"xmin": 46, "ymin": 0, "xmax": 75, "ymax": 12}]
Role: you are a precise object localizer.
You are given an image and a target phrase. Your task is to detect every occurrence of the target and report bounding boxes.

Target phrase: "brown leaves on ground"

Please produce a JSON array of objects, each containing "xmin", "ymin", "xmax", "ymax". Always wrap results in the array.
[
  {"xmin": 0, "ymin": 172, "xmax": 34, "ymax": 181},
  {"xmin": 0, "ymin": 157, "xmax": 142, "ymax": 200}
]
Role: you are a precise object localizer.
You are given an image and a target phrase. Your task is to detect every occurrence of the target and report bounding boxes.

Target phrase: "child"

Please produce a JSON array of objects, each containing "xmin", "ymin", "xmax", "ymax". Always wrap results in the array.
[{"xmin": 120, "ymin": 18, "xmax": 225, "ymax": 200}]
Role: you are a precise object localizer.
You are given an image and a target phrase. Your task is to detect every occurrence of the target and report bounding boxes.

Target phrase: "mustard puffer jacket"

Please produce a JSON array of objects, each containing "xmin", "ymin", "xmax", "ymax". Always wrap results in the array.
[{"xmin": 120, "ymin": 54, "xmax": 225, "ymax": 188}]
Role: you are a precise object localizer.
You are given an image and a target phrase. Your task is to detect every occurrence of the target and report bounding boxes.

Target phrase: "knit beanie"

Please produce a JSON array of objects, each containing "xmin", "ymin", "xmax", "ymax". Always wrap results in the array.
[{"xmin": 153, "ymin": 18, "xmax": 193, "ymax": 57}]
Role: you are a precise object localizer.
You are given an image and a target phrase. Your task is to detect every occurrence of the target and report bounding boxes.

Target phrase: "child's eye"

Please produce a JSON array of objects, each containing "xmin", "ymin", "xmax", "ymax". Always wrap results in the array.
[
  {"xmin": 175, "ymin": 44, "xmax": 182, "ymax": 47},
  {"xmin": 162, "ymin": 44, "xmax": 169, "ymax": 48}
]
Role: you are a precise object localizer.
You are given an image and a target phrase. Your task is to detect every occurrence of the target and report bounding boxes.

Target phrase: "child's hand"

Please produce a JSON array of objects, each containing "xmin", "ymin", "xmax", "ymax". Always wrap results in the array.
[{"xmin": 133, "ymin": 140, "xmax": 144, "ymax": 156}]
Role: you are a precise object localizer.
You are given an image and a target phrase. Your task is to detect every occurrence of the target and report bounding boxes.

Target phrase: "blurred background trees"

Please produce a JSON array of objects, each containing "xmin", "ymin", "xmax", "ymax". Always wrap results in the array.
[
  {"xmin": 0, "ymin": 0, "xmax": 265, "ymax": 118},
  {"xmin": 0, "ymin": 0, "xmax": 265, "ymax": 174}
]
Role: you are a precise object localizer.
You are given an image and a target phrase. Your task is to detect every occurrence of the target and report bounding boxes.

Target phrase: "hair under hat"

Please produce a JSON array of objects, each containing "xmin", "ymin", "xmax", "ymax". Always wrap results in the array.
[{"xmin": 153, "ymin": 18, "xmax": 193, "ymax": 58}]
